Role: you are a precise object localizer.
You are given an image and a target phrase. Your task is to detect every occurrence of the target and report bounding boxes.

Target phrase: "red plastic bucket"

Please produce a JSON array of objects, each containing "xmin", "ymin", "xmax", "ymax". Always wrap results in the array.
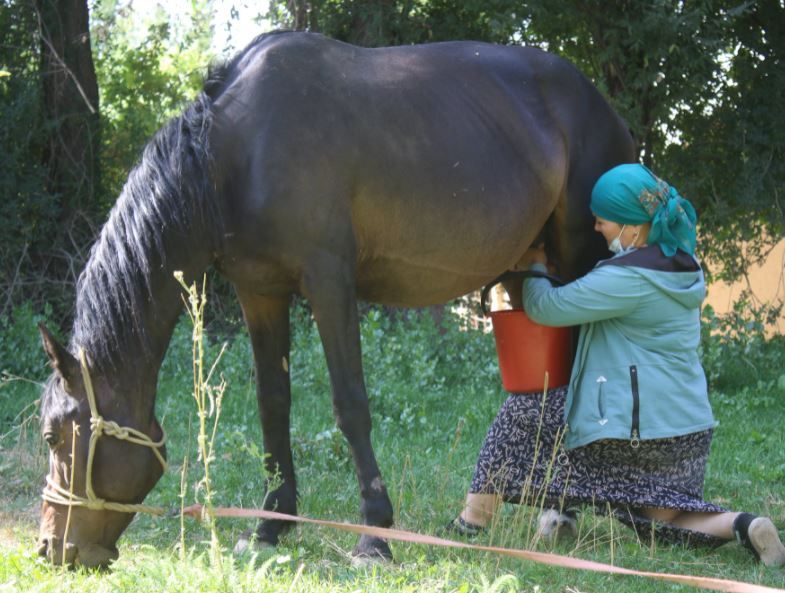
[{"xmin": 482, "ymin": 272, "xmax": 573, "ymax": 393}]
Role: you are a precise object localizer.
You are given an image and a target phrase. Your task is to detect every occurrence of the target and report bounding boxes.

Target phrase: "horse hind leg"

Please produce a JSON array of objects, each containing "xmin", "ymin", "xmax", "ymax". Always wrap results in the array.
[
  {"xmin": 301, "ymin": 255, "xmax": 394, "ymax": 562},
  {"xmin": 233, "ymin": 290, "xmax": 297, "ymax": 553}
]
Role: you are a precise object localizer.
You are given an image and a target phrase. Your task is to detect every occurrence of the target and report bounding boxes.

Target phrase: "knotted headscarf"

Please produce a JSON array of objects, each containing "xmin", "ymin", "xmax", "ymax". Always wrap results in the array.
[{"xmin": 590, "ymin": 163, "xmax": 697, "ymax": 257}]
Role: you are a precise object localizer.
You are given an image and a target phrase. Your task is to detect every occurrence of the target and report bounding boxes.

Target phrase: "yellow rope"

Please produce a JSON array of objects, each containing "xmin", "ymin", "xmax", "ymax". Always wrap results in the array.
[
  {"xmin": 40, "ymin": 348, "xmax": 168, "ymax": 516},
  {"xmin": 62, "ymin": 421, "xmax": 78, "ymax": 565},
  {"xmin": 42, "ymin": 476, "xmax": 167, "ymax": 515}
]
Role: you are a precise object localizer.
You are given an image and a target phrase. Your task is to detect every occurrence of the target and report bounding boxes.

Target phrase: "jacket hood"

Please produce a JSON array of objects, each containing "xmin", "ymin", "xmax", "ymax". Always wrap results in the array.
[
  {"xmin": 634, "ymin": 267, "xmax": 706, "ymax": 309},
  {"xmin": 599, "ymin": 246, "xmax": 706, "ymax": 309}
]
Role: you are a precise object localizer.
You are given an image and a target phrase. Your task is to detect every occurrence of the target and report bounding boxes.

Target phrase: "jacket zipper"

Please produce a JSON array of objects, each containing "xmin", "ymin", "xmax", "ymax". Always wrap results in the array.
[
  {"xmin": 596, "ymin": 376, "xmax": 607, "ymax": 423},
  {"xmin": 629, "ymin": 365, "xmax": 640, "ymax": 448}
]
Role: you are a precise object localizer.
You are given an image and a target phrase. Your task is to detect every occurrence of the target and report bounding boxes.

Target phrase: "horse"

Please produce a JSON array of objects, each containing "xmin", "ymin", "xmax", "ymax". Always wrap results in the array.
[{"xmin": 37, "ymin": 31, "xmax": 635, "ymax": 567}]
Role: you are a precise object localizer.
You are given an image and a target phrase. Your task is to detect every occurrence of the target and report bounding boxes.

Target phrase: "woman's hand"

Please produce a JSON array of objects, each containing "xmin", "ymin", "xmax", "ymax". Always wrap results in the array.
[{"xmin": 511, "ymin": 243, "xmax": 548, "ymax": 271}]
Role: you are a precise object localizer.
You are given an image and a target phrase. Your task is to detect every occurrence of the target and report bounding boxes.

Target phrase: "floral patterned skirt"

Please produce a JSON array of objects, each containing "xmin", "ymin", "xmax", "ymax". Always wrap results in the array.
[{"xmin": 470, "ymin": 386, "xmax": 728, "ymax": 547}]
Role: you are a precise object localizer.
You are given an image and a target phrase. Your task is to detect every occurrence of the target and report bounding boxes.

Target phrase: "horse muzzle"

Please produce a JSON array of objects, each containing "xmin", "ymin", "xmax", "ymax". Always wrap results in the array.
[{"xmin": 37, "ymin": 535, "xmax": 119, "ymax": 568}]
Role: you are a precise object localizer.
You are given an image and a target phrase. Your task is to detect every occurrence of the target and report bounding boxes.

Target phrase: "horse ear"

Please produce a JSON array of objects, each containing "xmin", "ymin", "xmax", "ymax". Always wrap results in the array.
[{"xmin": 38, "ymin": 323, "xmax": 81, "ymax": 393}]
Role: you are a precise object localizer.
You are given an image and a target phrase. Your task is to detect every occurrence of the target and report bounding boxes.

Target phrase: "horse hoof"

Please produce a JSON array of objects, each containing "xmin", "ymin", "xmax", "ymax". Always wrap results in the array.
[
  {"xmin": 351, "ymin": 535, "xmax": 393, "ymax": 565},
  {"xmin": 233, "ymin": 530, "xmax": 275, "ymax": 555}
]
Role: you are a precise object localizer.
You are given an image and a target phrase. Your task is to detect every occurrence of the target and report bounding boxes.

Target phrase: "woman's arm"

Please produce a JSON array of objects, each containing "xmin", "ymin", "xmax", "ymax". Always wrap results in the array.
[{"xmin": 523, "ymin": 263, "xmax": 641, "ymax": 326}]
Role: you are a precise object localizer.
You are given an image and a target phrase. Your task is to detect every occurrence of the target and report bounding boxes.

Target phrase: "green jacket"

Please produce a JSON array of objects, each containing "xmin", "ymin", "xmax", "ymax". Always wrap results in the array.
[{"xmin": 523, "ymin": 246, "xmax": 716, "ymax": 450}]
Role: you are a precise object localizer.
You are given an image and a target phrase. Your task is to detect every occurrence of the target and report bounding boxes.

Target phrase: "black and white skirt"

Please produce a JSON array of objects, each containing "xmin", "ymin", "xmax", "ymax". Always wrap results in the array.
[{"xmin": 470, "ymin": 386, "xmax": 728, "ymax": 547}]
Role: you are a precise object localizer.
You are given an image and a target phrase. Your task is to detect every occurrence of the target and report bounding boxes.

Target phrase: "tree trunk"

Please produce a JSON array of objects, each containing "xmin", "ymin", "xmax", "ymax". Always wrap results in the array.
[
  {"xmin": 288, "ymin": 0, "xmax": 312, "ymax": 30},
  {"xmin": 35, "ymin": 0, "xmax": 99, "ymax": 218}
]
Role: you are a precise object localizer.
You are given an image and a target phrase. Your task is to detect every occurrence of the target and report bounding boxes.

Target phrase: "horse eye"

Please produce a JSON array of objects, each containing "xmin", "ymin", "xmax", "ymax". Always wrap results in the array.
[{"xmin": 43, "ymin": 431, "xmax": 59, "ymax": 447}]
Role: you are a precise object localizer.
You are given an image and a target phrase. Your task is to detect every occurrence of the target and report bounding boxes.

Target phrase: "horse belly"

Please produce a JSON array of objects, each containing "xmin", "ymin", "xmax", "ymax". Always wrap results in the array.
[
  {"xmin": 352, "ymin": 184, "xmax": 555, "ymax": 306},
  {"xmin": 355, "ymin": 263, "xmax": 492, "ymax": 306},
  {"xmin": 350, "ymin": 154, "xmax": 563, "ymax": 305}
]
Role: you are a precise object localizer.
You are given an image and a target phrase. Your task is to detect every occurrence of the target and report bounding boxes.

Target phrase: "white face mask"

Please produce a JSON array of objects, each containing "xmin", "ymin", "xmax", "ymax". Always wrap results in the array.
[
  {"xmin": 608, "ymin": 225, "xmax": 627, "ymax": 254},
  {"xmin": 608, "ymin": 225, "xmax": 640, "ymax": 255}
]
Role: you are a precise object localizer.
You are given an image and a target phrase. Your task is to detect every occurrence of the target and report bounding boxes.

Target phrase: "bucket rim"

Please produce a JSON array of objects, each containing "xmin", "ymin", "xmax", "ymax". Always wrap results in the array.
[{"xmin": 488, "ymin": 308, "xmax": 526, "ymax": 317}]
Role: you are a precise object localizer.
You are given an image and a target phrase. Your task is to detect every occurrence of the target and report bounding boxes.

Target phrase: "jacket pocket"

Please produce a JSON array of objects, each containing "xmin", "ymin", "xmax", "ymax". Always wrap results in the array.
[{"xmin": 629, "ymin": 365, "xmax": 640, "ymax": 447}]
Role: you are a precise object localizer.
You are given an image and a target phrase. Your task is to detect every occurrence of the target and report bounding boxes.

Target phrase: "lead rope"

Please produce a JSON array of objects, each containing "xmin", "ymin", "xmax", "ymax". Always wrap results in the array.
[{"xmin": 40, "ymin": 348, "xmax": 168, "ymax": 516}]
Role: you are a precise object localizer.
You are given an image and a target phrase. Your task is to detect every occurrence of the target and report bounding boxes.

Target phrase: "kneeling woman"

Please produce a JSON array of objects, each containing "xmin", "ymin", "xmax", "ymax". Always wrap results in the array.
[{"xmin": 450, "ymin": 164, "xmax": 785, "ymax": 566}]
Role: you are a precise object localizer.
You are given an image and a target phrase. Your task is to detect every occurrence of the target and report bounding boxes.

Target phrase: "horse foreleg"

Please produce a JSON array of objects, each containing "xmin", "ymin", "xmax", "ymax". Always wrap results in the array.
[
  {"xmin": 234, "ymin": 291, "xmax": 296, "ymax": 552},
  {"xmin": 302, "ymin": 259, "xmax": 395, "ymax": 561}
]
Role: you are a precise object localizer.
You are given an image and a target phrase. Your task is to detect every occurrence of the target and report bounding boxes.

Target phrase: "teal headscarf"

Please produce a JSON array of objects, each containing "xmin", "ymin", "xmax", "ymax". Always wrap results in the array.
[{"xmin": 590, "ymin": 163, "xmax": 697, "ymax": 257}]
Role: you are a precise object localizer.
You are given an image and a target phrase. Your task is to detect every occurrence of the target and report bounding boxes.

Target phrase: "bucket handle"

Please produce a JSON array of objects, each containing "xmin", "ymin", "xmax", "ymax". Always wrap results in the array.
[{"xmin": 480, "ymin": 270, "xmax": 565, "ymax": 316}]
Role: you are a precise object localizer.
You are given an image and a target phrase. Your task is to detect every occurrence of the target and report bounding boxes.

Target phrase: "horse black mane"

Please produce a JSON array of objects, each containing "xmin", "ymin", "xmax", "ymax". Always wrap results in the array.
[
  {"xmin": 71, "ymin": 92, "xmax": 222, "ymax": 370},
  {"xmin": 70, "ymin": 30, "xmax": 302, "ymax": 371}
]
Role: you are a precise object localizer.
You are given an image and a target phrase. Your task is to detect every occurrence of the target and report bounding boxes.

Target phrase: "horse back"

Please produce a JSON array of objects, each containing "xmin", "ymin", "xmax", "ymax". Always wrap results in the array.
[{"xmin": 209, "ymin": 33, "xmax": 633, "ymax": 304}]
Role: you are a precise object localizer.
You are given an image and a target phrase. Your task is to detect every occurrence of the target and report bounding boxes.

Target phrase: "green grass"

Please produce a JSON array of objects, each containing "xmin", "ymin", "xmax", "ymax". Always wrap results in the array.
[{"xmin": 1, "ymin": 303, "xmax": 785, "ymax": 592}]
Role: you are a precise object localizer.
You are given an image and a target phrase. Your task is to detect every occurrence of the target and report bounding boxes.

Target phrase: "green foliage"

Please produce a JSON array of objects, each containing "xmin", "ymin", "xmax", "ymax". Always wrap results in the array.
[
  {"xmin": 0, "ymin": 304, "xmax": 54, "ymax": 455},
  {"xmin": 0, "ymin": 3, "xmax": 57, "ymax": 314},
  {"xmin": 267, "ymin": 0, "xmax": 422, "ymax": 46},
  {"xmin": 285, "ymin": 302, "xmax": 502, "ymax": 444},
  {"xmin": 91, "ymin": 0, "xmax": 215, "ymax": 205},
  {"xmin": 0, "ymin": 0, "xmax": 105, "ymax": 319},
  {"xmin": 267, "ymin": 0, "xmax": 521, "ymax": 46},
  {"xmin": 420, "ymin": 0, "xmax": 520, "ymax": 43},
  {"xmin": 0, "ymin": 38, "xmax": 49, "ymax": 242},
  {"xmin": 664, "ymin": 1, "xmax": 785, "ymax": 278},
  {"xmin": 0, "ymin": 302, "xmax": 54, "ymax": 381},
  {"xmin": 0, "ymin": 0, "xmax": 218, "ymax": 319},
  {"xmin": 523, "ymin": 1, "xmax": 727, "ymax": 162},
  {"xmin": 700, "ymin": 295, "xmax": 785, "ymax": 392}
]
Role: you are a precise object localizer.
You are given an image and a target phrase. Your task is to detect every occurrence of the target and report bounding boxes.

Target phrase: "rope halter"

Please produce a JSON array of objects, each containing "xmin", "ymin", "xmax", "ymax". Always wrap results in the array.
[{"xmin": 41, "ymin": 348, "xmax": 168, "ymax": 516}]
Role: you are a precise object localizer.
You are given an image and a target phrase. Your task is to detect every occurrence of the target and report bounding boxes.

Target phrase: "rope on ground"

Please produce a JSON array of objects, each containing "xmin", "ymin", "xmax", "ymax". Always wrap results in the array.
[{"xmin": 182, "ymin": 504, "xmax": 785, "ymax": 593}]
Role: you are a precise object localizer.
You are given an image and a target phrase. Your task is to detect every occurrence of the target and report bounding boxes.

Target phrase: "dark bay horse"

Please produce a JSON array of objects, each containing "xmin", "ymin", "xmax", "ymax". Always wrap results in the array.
[{"xmin": 37, "ymin": 31, "xmax": 634, "ymax": 567}]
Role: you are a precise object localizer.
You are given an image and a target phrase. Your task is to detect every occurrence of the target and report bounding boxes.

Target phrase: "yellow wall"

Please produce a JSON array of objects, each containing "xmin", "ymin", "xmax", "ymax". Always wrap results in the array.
[{"xmin": 704, "ymin": 238, "xmax": 785, "ymax": 335}]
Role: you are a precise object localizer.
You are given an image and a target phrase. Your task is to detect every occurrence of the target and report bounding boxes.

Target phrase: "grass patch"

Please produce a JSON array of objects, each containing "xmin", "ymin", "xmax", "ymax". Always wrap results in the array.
[{"xmin": 1, "ymin": 302, "xmax": 784, "ymax": 592}]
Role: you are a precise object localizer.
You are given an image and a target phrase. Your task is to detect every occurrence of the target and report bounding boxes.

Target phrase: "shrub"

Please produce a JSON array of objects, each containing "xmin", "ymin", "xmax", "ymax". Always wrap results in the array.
[{"xmin": 701, "ymin": 293, "xmax": 785, "ymax": 392}]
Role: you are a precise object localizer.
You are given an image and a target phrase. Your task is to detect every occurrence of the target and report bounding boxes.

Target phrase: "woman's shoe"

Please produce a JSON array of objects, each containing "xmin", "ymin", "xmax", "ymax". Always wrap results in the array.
[
  {"xmin": 444, "ymin": 516, "xmax": 486, "ymax": 538},
  {"xmin": 747, "ymin": 517, "xmax": 785, "ymax": 567},
  {"xmin": 734, "ymin": 513, "xmax": 785, "ymax": 566}
]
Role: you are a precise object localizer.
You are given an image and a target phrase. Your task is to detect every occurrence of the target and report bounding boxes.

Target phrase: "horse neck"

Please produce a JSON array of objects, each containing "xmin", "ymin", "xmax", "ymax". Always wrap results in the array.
[
  {"xmin": 74, "ymin": 232, "xmax": 215, "ymax": 418},
  {"xmin": 134, "ymin": 244, "xmax": 215, "ymax": 378},
  {"xmin": 70, "ymin": 203, "xmax": 217, "ymax": 414}
]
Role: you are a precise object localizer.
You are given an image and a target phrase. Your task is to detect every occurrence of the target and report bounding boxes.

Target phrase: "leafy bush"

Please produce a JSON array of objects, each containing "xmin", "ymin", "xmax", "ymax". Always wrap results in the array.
[
  {"xmin": 0, "ymin": 303, "xmax": 54, "ymax": 381},
  {"xmin": 0, "ymin": 303, "xmax": 55, "ymax": 444},
  {"xmin": 700, "ymin": 294, "xmax": 785, "ymax": 392}
]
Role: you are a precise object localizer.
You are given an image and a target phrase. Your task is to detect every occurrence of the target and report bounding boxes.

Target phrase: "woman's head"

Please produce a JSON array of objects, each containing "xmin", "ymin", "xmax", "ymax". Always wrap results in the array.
[{"xmin": 590, "ymin": 163, "xmax": 697, "ymax": 256}]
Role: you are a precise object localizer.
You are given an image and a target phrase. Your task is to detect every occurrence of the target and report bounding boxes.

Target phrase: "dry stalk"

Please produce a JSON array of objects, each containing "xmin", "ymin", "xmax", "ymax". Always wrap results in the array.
[{"xmin": 174, "ymin": 271, "xmax": 228, "ymax": 567}]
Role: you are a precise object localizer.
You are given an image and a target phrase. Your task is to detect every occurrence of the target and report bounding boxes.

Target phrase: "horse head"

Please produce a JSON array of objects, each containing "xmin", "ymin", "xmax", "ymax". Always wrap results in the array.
[{"xmin": 36, "ymin": 324, "xmax": 166, "ymax": 568}]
